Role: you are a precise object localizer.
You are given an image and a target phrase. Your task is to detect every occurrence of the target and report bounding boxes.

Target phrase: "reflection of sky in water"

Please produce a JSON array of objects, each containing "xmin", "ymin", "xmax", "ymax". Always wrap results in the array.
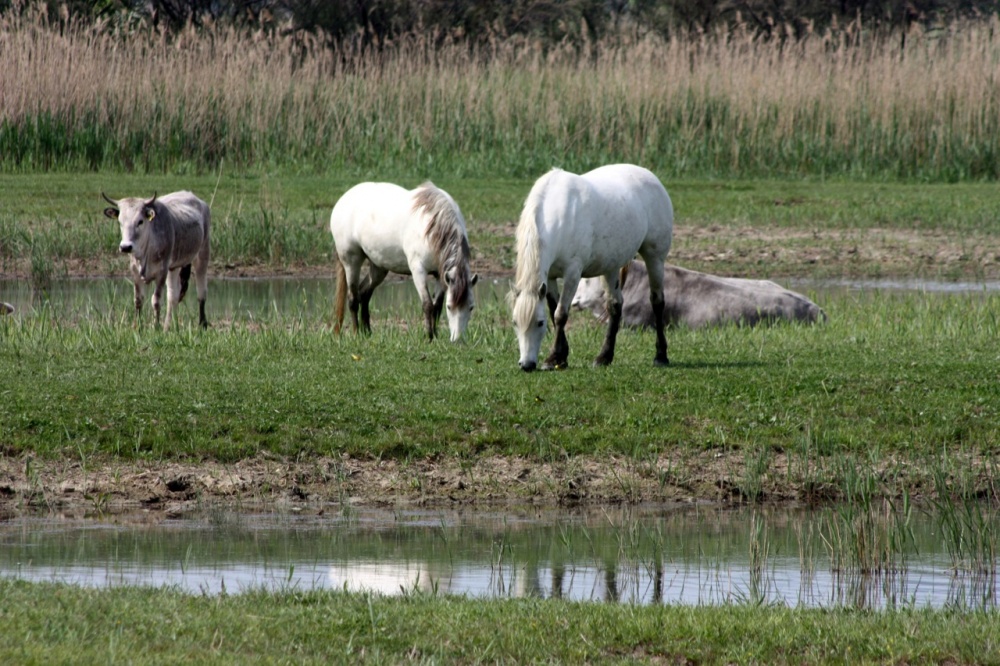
[{"xmin": 1, "ymin": 508, "xmax": 996, "ymax": 609}]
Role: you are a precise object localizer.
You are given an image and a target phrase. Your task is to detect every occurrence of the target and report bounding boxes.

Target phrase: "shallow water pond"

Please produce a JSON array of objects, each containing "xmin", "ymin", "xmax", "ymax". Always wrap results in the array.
[
  {"xmin": 1, "ymin": 505, "xmax": 995, "ymax": 609},
  {"xmin": 2, "ymin": 275, "xmax": 998, "ymax": 325}
]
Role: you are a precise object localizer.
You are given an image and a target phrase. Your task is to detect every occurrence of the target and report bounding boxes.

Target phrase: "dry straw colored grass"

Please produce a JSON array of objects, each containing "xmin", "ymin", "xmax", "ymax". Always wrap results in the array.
[{"xmin": 2, "ymin": 8, "xmax": 999, "ymax": 178}]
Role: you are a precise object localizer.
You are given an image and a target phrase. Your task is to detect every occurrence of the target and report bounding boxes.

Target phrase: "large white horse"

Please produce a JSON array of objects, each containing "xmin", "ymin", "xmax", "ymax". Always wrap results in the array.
[
  {"xmin": 511, "ymin": 164, "xmax": 674, "ymax": 371},
  {"xmin": 331, "ymin": 182, "xmax": 478, "ymax": 342}
]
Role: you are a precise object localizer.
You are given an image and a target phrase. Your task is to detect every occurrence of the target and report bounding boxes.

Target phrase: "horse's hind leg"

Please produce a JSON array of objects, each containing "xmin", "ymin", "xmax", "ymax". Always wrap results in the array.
[
  {"xmin": 643, "ymin": 255, "xmax": 670, "ymax": 366},
  {"xmin": 594, "ymin": 271, "xmax": 625, "ymax": 367},
  {"xmin": 359, "ymin": 265, "xmax": 388, "ymax": 334}
]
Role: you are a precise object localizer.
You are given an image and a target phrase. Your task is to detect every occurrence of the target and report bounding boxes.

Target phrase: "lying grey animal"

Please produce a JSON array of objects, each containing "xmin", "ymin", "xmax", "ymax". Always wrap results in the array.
[
  {"xmin": 103, "ymin": 191, "xmax": 210, "ymax": 330},
  {"xmin": 572, "ymin": 261, "xmax": 825, "ymax": 329}
]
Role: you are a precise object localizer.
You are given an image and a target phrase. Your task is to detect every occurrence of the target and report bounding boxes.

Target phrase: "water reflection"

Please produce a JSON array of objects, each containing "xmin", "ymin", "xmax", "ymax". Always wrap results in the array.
[
  {"xmin": 1, "ymin": 506, "xmax": 996, "ymax": 609},
  {"xmin": 1, "ymin": 275, "xmax": 999, "ymax": 324}
]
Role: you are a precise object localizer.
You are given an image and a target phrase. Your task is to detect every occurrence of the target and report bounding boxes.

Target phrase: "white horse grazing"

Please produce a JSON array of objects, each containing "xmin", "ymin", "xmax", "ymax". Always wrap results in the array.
[
  {"xmin": 511, "ymin": 164, "xmax": 674, "ymax": 371},
  {"xmin": 331, "ymin": 182, "xmax": 478, "ymax": 342}
]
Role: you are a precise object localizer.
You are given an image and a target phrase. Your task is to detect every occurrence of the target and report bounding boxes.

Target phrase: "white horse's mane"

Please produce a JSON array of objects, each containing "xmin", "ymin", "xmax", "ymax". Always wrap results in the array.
[
  {"xmin": 413, "ymin": 182, "xmax": 472, "ymax": 307},
  {"xmin": 512, "ymin": 169, "xmax": 562, "ymax": 330}
]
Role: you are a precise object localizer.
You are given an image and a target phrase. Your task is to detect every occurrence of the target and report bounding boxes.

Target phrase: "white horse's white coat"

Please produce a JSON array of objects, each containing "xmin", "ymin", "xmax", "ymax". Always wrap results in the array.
[
  {"xmin": 511, "ymin": 164, "xmax": 674, "ymax": 371},
  {"xmin": 331, "ymin": 182, "xmax": 477, "ymax": 341}
]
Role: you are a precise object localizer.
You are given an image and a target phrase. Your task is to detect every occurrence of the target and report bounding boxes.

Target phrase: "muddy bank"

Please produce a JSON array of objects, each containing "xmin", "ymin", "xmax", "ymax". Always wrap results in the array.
[{"xmin": 1, "ymin": 450, "xmax": 994, "ymax": 517}]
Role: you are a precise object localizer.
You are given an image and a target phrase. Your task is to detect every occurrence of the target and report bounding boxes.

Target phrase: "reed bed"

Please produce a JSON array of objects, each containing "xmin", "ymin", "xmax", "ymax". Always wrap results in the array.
[{"xmin": 2, "ymin": 9, "xmax": 999, "ymax": 179}]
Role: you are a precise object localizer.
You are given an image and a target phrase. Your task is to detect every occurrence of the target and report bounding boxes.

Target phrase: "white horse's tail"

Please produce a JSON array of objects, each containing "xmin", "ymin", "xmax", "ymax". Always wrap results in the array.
[{"xmin": 334, "ymin": 260, "xmax": 347, "ymax": 334}]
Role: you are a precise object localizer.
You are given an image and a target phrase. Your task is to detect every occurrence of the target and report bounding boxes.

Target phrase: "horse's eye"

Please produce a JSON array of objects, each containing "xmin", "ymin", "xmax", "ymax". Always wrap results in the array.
[{"xmin": 537, "ymin": 320, "xmax": 544, "ymax": 328}]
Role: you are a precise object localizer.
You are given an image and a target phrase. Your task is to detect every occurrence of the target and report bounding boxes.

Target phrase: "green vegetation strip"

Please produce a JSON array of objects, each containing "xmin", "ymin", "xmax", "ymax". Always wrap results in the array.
[
  {"xmin": 2, "ymin": 290, "xmax": 997, "ymax": 467},
  {"xmin": 4, "ymin": 174, "xmax": 1000, "ymax": 280},
  {"xmin": 1, "ymin": 579, "xmax": 996, "ymax": 664}
]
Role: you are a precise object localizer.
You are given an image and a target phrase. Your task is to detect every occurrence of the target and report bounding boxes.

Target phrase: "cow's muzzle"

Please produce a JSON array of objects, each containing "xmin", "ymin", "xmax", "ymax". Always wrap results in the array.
[{"xmin": 119, "ymin": 243, "xmax": 133, "ymax": 254}]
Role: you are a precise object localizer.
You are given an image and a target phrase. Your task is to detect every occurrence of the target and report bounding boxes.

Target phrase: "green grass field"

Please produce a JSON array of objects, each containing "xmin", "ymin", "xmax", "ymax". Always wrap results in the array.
[
  {"xmin": 4, "ymin": 173, "xmax": 1000, "ymax": 283},
  {"xmin": 2, "ymin": 579, "xmax": 998, "ymax": 665}
]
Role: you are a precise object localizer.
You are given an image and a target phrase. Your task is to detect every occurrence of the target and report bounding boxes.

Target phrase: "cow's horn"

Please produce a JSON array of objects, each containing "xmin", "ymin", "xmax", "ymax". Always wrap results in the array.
[
  {"xmin": 101, "ymin": 192, "xmax": 118, "ymax": 206},
  {"xmin": 144, "ymin": 192, "xmax": 158, "ymax": 206}
]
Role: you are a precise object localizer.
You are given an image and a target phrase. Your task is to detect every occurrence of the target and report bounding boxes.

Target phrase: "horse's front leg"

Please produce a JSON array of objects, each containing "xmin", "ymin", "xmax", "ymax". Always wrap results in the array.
[
  {"xmin": 594, "ymin": 271, "xmax": 625, "ymax": 367},
  {"xmin": 411, "ymin": 269, "xmax": 437, "ymax": 341},
  {"xmin": 542, "ymin": 273, "xmax": 580, "ymax": 370}
]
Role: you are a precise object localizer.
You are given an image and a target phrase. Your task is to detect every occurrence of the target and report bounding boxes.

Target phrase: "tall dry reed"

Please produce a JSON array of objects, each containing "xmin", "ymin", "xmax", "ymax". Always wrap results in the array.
[{"xmin": 2, "ymin": 8, "xmax": 998, "ymax": 178}]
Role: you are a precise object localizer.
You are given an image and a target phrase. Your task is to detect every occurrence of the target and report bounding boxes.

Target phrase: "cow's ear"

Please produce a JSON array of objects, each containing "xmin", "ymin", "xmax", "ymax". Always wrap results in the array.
[
  {"xmin": 537, "ymin": 283, "xmax": 547, "ymax": 300},
  {"xmin": 145, "ymin": 207, "xmax": 156, "ymax": 222},
  {"xmin": 103, "ymin": 207, "xmax": 118, "ymax": 220}
]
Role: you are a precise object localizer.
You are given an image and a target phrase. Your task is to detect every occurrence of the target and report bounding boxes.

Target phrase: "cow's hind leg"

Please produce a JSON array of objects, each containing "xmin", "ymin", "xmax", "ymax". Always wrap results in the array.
[
  {"xmin": 643, "ymin": 255, "xmax": 670, "ymax": 366},
  {"xmin": 178, "ymin": 264, "xmax": 191, "ymax": 304},
  {"xmin": 188, "ymin": 255, "xmax": 210, "ymax": 329},
  {"xmin": 594, "ymin": 271, "xmax": 625, "ymax": 367}
]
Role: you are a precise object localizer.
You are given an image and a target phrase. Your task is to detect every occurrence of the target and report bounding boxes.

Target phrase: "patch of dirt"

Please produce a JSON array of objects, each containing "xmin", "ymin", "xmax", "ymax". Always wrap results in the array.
[{"xmin": 1, "ymin": 449, "xmax": 994, "ymax": 517}]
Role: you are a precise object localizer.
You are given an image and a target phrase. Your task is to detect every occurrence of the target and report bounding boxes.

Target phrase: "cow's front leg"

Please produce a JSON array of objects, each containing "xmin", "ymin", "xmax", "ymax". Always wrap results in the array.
[{"xmin": 151, "ymin": 276, "xmax": 166, "ymax": 330}]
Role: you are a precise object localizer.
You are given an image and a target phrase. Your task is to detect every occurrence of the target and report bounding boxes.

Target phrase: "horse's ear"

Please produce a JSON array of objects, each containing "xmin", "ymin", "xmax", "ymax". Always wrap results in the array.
[
  {"xmin": 537, "ymin": 283, "xmax": 547, "ymax": 299},
  {"xmin": 103, "ymin": 207, "xmax": 119, "ymax": 220}
]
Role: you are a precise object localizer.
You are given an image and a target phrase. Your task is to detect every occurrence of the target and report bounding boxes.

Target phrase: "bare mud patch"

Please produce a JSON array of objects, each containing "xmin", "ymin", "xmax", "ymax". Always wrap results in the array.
[{"xmin": 1, "ymin": 449, "xmax": 994, "ymax": 517}]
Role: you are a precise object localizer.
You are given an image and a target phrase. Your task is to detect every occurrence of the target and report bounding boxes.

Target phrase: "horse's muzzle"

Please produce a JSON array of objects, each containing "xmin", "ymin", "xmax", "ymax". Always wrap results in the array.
[{"xmin": 519, "ymin": 361, "xmax": 537, "ymax": 372}]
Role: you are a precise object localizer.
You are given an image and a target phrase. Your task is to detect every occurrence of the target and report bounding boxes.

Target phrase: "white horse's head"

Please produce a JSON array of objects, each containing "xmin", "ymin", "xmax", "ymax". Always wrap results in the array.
[
  {"xmin": 511, "ymin": 282, "xmax": 548, "ymax": 372},
  {"xmin": 444, "ymin": 267, "xmax": 478, "ymax": 342}
]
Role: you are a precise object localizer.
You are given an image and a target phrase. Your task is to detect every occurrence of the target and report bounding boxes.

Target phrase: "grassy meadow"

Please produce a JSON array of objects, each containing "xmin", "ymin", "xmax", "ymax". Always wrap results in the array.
[
  {"xmin": 2, "ymin": 579, "xmax": 998, "ymax": 665},
  {"xmin": 2, "ymin": 285, "xmax": 998, "ymax": 500}
]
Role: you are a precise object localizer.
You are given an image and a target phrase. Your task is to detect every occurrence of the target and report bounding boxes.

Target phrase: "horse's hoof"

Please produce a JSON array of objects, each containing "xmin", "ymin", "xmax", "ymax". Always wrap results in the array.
[
  {"xmin": 654, "ymin": 357, "xmax": 670, "ymax": 367},
  {"xmin": 541, "ymin": 360, "xmax": 567, "ymax": 371}
]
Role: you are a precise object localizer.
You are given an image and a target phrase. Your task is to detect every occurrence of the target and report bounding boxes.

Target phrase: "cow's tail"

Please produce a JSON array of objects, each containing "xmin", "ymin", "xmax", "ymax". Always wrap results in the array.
[
  {"xmin": 334, "ymin": 260, "xmax": 347, "ymax": 334},
  {"xmin": 179, "ymin": 264, "xmax": 192, "ymax": 303}
]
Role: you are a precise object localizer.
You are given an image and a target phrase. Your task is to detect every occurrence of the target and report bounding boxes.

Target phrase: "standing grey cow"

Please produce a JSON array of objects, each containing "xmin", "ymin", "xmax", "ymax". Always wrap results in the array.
[
  {"xmin": 572, "ymin": 260, "xmax": 825, "ymax": 329},
  {"xmin": 102, "ymin": 191, "xmax": 210, "ymax": 330}
]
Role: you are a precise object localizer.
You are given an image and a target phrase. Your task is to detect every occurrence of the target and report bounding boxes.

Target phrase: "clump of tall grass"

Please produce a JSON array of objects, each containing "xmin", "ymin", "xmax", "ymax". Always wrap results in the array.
[{"xmin": 2, "ymin": 9, "xmax": 999, "ymax": 179}]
